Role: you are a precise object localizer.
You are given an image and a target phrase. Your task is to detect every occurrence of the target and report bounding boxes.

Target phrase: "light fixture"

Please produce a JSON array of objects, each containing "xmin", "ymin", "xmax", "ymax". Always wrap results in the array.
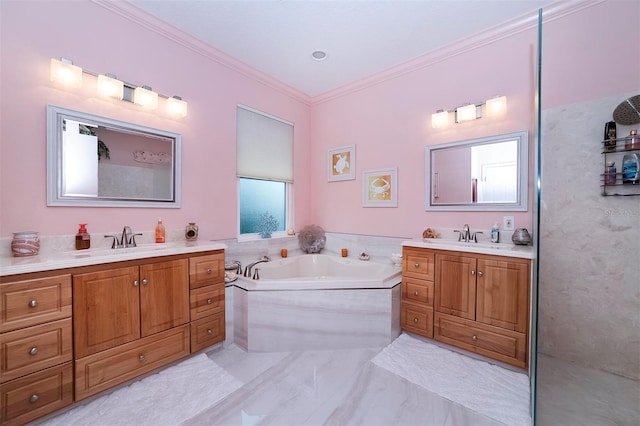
[
  {"xmin": 49, "ymin": 57, "xmax": 188, "ymax": 118},
  {"xmin": 456, "ymin": 103, "xmax": 479, "ymax": 122},
  {"xmin": 431, "ymin": 110, "xmax": 449, "ymax": 128},
  {"xmin": 50, "ymin": 58, "xmax": 82, "ymax": 88},
  {"xmin": 97, "ymin": 74, "xmax": 124, "ymax": 100},
  {"xmin": 133, "ymin": 86, "xmax": 158, "ymax": 109},
  {"xmin": 167, "ymin": 96, "xmax": 188, "ymax": 118},
  {"xmin": 486, "ymin": 95, "xmax": 507, "ymax": 117},
  {"xmin": 431, "ymin": 95, "xmax": 508, "ymax": 128}
]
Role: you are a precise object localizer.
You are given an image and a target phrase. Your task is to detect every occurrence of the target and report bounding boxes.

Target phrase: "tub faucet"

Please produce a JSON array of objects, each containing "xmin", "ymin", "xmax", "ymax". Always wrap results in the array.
[{"xmin": 244, "ymin": 255, "xmax": 270, "ymax": 277}]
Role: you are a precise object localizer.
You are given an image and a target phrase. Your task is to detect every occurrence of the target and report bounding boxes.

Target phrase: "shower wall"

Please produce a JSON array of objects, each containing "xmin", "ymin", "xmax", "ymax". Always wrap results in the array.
[{"xmin": 539, "ymin": 91, "xmax": 640, "ymax": 380}]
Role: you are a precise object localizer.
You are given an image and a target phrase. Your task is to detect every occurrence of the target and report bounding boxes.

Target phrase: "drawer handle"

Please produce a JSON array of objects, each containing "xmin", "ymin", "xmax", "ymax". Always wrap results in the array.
[
  {"xmin": 206, "ymin": 298, "xmax": 213, "ymax": 304},
  {"xmin": 471, "ymin": 270, "xmax": 476, "ymax": 276},
  {"xmin": 472, "ymin": 335, "xmax": 478, "ymax": 341},
  {"xmin": 142, "ymin": 279, "xmax": 148, "ymax": 285},
  {"xmin": 413, "ymin": 291, "xmax": 419, "ymax": 296},
  {"xmin": 206, "ymin": 268, "xmax": 212, "ymax": 274},
  {"xmin": 30, "ymin": 394, "xmax": 39, "ymax": 403},
  {"xmin": 29, "ymin": 347, "xmax": 39, "ymax": 356},
  {"xmin": 134, "ymin": 280, "xmax": 139, "ymax": 287},
  {"xmin": 29, "ymin": 299, "xmax": 38, "ymax": 308},
  {"xmin": 413, "ymin": 317, "xmax": 419, "ymax": 324},
  {"xmin": 478, "ymin": 271, "xmax": 484, "ymax": 277},
  {"xmin": 139, "ymin": 355, "xmax": 145, "ymax": 361},
  {"xmin": 414, "ymin": 263, "xmax": 420, "ymax": 269},
  {"xmin": 207, "ymin": 329, "xmax": 213, "ymax": 335}
]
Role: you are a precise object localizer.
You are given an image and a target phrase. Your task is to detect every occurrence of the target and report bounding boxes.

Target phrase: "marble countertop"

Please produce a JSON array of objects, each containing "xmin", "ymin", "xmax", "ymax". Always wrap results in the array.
[
  {"xmin": 0, "ymin": 241, "xmax": 227, "ymax": 277},
  {"xmin": 402, "ymin": 239, "xmax": 535, "ymax": 259}
]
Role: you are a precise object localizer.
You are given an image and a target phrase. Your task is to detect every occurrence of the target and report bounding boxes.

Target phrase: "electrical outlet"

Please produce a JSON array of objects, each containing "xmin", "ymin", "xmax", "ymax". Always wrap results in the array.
[{"xmin": 503, "ymin": 216, "xmax": 515, "ymax": 231}]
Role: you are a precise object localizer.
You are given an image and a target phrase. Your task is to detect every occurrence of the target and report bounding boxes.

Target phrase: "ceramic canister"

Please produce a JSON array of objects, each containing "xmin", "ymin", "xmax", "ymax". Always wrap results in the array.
[{"xmin": 11, "ymin": 231, "xmax": 40, "ymax": 257}]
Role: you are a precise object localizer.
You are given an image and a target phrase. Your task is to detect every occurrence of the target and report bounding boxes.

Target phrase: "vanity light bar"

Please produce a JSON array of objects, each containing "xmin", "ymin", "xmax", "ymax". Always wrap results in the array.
[
  {"xmin": 431, "ymin": 95, "xmax": 507, "ymax": 128},
  {"xmin": 49, "ymin": 57, "xmax": 187, "ymax": 118}
]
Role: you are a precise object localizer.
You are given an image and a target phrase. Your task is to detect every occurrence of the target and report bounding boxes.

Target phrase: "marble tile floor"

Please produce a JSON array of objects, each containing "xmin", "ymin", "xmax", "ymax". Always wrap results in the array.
[{"xmin": 183, "ymin": 342, "xmax": 507, "ymax": 426}]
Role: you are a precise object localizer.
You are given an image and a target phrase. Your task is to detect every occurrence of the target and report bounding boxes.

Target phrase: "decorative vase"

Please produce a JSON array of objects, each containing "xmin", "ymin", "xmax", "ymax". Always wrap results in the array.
[
  {"xmin": 11, "ymin": 231, "xmax": 40, "ymax": 257},
  {"xmin": 185, "ymin": 222, "xmax": 199, "ymax": 241}
]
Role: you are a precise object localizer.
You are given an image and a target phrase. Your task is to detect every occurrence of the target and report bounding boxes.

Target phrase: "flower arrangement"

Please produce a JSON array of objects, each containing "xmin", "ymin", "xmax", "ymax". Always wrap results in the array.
[{"xmin": 256, "ymin": 212, "xmax": 279, "ymax": 238}]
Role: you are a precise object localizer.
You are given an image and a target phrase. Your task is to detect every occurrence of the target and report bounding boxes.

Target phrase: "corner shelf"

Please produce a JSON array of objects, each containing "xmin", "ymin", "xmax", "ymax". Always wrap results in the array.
[{"xmin": 600, "ymin": 139, "xmax": 640, "ymax": 196}]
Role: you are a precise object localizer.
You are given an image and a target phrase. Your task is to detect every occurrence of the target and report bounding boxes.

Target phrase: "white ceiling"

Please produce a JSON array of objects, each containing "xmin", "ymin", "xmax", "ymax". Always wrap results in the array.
[{"xmin": 127, "ymin": 0, "xmax": 555, "ymax": 98}]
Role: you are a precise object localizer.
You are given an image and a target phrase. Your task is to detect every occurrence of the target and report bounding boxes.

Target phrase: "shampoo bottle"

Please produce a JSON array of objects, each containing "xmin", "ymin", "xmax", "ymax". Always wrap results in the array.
[
  {"xmin": 622, "ymin": 153, "xmax": 640, "ymax": 184},
  {"xmin": 155, "ymin": 218, "xmax": 166, "ymax": 243},
  {"xmin": 75, "ymin": 224, "xmax": 90, "ymax": 250},
  {"xmin": 490, "ymin": 223, "xmax": 500, "ymax": 243}
]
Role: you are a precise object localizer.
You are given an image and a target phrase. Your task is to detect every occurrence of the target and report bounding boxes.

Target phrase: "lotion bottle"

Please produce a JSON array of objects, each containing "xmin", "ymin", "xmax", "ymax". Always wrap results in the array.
[
  {"xmin": 490, "ymin": 223, "xmax": 500, "ymax": 243},
  {"xmin": 75, "ymin": 224, "xmax": 90, "ymax": 250},
  {"xmin": 155, "ymin": 218, "xmax": 166, "ymax": 243}
]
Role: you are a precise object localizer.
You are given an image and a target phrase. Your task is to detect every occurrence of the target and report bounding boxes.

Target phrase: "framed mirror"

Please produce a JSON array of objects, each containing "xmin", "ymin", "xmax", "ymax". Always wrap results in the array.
[
  {"xmin": 47, "ymin": 105, "xmax": 181, "ymax": 208},
  {"xmin": 425, "ymin": 130, "xmax": 528, "ymax": 211}
]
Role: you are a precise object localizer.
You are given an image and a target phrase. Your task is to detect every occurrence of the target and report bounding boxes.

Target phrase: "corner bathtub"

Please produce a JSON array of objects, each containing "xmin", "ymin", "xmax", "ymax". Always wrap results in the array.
[{"xmin": 231, "ymin": 254, "xmax": 402, "ymax": 351}]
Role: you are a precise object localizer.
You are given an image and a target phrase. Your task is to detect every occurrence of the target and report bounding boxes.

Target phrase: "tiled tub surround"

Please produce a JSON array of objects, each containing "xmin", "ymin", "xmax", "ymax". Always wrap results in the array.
[{"xmin": 232, "ymin": 254, "xmax": 402, "ymax": 352}]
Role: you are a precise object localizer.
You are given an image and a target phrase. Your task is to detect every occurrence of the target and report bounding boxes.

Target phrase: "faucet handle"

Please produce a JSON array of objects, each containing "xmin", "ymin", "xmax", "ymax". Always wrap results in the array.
[
  {"xmin": 130, "ymin": 233, "xmax": 143, "ymax": 247},
  {"xmin": 253, "ymin": 268, "xmax": 260, "ymax": 280},
  {"xmin": 453, "ymin": 230, "xmax": 462, "ymax": 241},
  {"xmin": 472, "ymin": 231, "xmax": 483, "ymax": 243},
  {"xmin": 104, "ymin": 235, "xmax": 117, "ymax": 249}
]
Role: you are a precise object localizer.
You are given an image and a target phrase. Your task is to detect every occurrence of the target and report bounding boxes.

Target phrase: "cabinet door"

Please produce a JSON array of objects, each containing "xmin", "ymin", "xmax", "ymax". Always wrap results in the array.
[
  {"xmin": 74, "ymin": 266, "xmax": 140, "ymax": 358},
  {"xmin": 476, "ymin": 258, "xmax": 530, "ymax": 333},
  {"xmin": 140, "ymin": 259, "xmax": 189, "ymax": 337},
  {"xmin": 435, "ymin": 254, "xmax": 476, "ymax": 320}
]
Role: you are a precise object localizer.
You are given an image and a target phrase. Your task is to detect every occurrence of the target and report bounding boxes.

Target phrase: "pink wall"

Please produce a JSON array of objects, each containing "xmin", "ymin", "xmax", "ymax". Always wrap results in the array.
[
  {"xmin": 1, "ymin": 1, "xmax": 637, "ymax": 242},
  {"xmin": 0, "ymin": 1, "xmax": 311, "ymax": 240}
]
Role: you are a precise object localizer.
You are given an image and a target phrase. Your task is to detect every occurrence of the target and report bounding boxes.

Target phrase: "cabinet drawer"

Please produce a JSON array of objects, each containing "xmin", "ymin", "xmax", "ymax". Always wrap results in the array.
[
  {"xmin": 189, "ymin": 252, "xmax": 224, "ymax": 289},
  {"xmin": 75, "ymin": 325, "xmax": 190, "ymax": 401},
  {"xmin": 401, "ymin": 302, "xmax": 433, "ymax": 338},
  {"xmin": 402, "ymin": 278, "xmax": 433, "ymax": 306},
  {"xmin": 0, "ymin": 362, "xmax": 73, "ymax": 426},
  {"xmin": 190, "ymin": 313, "xmax": 225, "ymax": 353},
  {"xmin": 1, "ymin": 318, "xmax": 72, "ymax": 383},
  {"xmin": 190, "ymin": 284, "xmax": 225, "ymax": 321},
  {"xmin": 1, "ymin": 275, "xmax": 71, "ymax": 333},
  {"xmin": 434, "ymin": 313, "xmax": 527, "ymax": 369},
  {"xmin": 402, "ymin": 249, "xmax": 435, "ymax": 281}
]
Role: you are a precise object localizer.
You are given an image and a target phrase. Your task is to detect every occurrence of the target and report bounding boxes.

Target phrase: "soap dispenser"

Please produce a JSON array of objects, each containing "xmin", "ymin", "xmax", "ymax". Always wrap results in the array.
[
  {"xmin": 490, "ymin": 223, "xmax": 500, "ymax": 243},
  {"xmin": 75, "ymin": 224, "xmax": 90, "ymax": 250},
  {"xmin": 155, "ymin": 218, "xmax": 166, "ymax": 243}
]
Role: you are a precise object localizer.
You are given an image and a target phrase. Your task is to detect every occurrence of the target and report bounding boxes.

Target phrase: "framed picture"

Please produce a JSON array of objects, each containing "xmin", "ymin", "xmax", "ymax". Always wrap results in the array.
[
  {"xmin": 362, "ymin": 167, "xmax": 398, "ymax": 207},
  {"xmin": 328, "ymin": 144, "xmax": 356, "ymax": 181}
]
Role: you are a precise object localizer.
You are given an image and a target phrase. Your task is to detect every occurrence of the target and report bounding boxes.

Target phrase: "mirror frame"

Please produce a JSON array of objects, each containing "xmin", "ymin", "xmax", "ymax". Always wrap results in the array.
[
  {"xmin": 46, "ymin": 105, "xmax": 182, "ymax": 208},
  {"xmin": 425, "ymin": 130, "xmax": 528, "ymax": 211}
]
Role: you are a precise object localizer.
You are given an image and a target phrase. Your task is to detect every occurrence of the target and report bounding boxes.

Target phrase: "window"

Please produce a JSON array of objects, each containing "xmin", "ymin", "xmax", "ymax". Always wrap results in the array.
[{"xmin": 236, "ymin": 106, "xmax": 293, "ymax": 238}]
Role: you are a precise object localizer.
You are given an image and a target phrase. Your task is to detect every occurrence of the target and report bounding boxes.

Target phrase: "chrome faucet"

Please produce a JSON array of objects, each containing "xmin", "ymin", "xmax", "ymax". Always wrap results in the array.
[
  {"xmin": 104, "ymin": 226, "xmax": 143, "ymax": 249},
  {"xmin": 454, "ymin": 224, "xmax": 472, "ymax": 242},
  {"xmin": 244, "ymin": 255, "xmax": 270, "ymax": 277}
]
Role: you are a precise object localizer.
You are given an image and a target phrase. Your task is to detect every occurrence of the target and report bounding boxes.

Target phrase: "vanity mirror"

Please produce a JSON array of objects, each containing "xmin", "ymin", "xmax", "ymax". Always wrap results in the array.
[
  {"xmin": 47, "ymin": 105, "xmax": 181, "ymax": 207},
  {"xmin": 425, "ymin": 130, "xmax": 528, "ymax": 211}
]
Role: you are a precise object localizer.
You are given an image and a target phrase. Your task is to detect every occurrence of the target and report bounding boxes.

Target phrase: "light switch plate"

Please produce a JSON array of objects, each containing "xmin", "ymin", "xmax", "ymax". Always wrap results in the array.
[{"xmin": 503, "ymin": 216, "xmax": 515, "ymax": 231}]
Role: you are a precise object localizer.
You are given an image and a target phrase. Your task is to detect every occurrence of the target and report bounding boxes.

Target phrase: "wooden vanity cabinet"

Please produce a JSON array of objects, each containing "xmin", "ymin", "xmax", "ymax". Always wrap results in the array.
[
  {"xmin": 401, "ymin": 247, "xmax": 531, "ymax": 369},
  {"xmin": 400, "ymin": 248, "xmax": 435, "ymax": 338},
  {"xmin": 73, "ymin": 258, "xmax": 191, "ymax": 400},
  {"xmin": 188, "ymin": 251, "xmax": 225, "ymax": 352},
  {"xmin": 0, "ymin": 274, "xmax": 73, "ymax": 425}
]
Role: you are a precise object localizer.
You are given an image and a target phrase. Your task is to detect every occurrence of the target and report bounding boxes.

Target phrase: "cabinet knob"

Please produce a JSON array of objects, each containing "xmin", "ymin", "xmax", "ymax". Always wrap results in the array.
[
  {"xmin": 207, "ymin": 329, "xmax": 213, "ymax": 335},
  {"xmin": 206, "ymin": 268, "xmax": 212, "ymax": 274},
  {"xmin": 472, "ymin": 335, "xmax": 478, "ymax": 341},
  {"xmin": 29, "ymin": 299, "xmax": 38, "ymax": 308},
  {"xmin": 470, "ymin": 270, "xmax": 476, "ymax": 276},
  {"xmin": 414, "ymin": 263, "xmax": 420, "ymax": 269},
  {"xmin": 413, "ymin": 291, "xmax": 419, "ymax": 296},
  {"xmin": 139, "ymin": 355, "xmax": 145, "ymax": 361},
  {"xmin": 142, "ymin": 279, "xmax": 148, "ymax": 285},
  {"xmin": 478, "ymin": 271, "xmax": 484, "ymax": 277},
  {"xmin": 30, "ymin": 394, "xmax": 39, "ymax": 403},
  {"xmin": 29, "ymin": 347, "xmax": 38, "ymax": 356},
  {"xmin": 134, "ymin": 280, "xmax": 139, "ymax": 287},
  {"xmin": 206, "ymin": 298, "xmax": 213, "ymax": 305},
  {"xmin": 413, "ymin": 317, "xmax": 419, "ymax": 324}
]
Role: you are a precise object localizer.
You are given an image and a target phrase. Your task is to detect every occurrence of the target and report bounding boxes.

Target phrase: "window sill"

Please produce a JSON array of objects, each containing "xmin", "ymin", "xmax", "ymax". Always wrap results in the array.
[{"xmin": 237, "ymin": 232, "xmax": 295, "ymax": 243}]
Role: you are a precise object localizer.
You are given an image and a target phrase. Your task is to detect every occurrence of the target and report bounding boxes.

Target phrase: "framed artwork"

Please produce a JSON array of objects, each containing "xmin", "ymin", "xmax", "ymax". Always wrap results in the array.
[
  {"xmin": 362, "ymin": 167, "xmax": 398, "ymax": 207},
  {"xmin": 328, "ymin": 144, "xmax": 356, "ymax": 181}
]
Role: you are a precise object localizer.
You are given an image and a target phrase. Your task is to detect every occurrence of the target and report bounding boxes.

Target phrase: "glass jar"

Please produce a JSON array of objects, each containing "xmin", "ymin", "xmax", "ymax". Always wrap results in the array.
[{"xmin": 625, "ymin": 130, "xmax": 639, "ymax": 150}]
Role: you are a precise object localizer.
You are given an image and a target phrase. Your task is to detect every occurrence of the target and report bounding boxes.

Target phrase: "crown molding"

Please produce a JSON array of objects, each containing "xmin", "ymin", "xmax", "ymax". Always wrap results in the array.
[{"xmin": 91, "ymin": 0, "xmax": 313, "ymax": 106}]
